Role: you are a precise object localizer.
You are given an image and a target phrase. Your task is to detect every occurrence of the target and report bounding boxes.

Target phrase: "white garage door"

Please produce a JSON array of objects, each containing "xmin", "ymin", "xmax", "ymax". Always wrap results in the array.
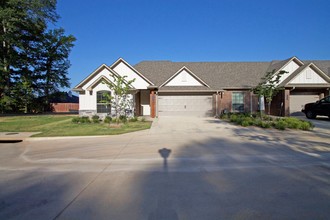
[
  {"xmin": 290, "ymin": 94, "xmax": 319, "ymax": 115},
  {"xmin": 158, "ymin": 95, "xmax": 213, "ymax": 117}
]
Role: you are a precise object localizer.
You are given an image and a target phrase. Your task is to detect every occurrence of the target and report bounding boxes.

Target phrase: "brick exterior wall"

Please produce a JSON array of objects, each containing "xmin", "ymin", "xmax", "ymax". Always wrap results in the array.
[
  {"xmin": 217, "ymin": 90, "xmax": 259, "ymax": 114},
  {"xmin": 221, "ymin": 91, "xmax": 232, "ymax": 113},
  {"xmin": 150, "ymin": 91, "xmax": 156, "ymax": 118}
]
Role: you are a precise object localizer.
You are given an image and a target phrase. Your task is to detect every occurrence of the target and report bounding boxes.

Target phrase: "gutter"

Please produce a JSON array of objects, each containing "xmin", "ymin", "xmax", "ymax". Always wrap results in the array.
[{"xmin": 158, "ymin": 90, "xmax": 222, "ymax": 93}]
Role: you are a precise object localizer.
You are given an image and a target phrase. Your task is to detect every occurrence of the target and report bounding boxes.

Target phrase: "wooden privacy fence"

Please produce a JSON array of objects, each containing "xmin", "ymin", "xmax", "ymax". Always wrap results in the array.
[{"xmin": 51, "ymin": 103, "xmax": 79, "ymax": 113}]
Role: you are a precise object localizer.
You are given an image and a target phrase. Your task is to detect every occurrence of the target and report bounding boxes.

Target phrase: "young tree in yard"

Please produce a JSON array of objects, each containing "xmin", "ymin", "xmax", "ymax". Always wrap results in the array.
[
  {"xmin": 103, "ymin": 75, "xmax": 135, "ymax": 123},
  {"xmin": 252, "ymin": 69, "xmax": 287, "ymax": 115}
]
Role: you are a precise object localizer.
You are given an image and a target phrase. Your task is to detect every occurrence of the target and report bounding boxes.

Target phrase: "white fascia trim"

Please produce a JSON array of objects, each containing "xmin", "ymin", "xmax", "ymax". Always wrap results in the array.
[
  {"xmin": 74, "ymin": 64, "xmax": 119, "ymax": 90},
  {"xmin": 86, "ymin": 75, "xmax": 113, "ymax": 91},
  {"xmin": 284, "ymin": 62, "xmax": 330, "ymax": 86},
  {"xmin": 110, "ymin": 57, "xmax": 154, "ymax": 85},
  {"xmin": 276, "ymin": 56, "xmax": 304, "ymax": 74},
  {"xmin": 307, "ymin": 63, "xmax": 330, "ymax": 82},
  {"xmin": 159, "ymin": 66, "xmax": 210, "ymax": 88}
]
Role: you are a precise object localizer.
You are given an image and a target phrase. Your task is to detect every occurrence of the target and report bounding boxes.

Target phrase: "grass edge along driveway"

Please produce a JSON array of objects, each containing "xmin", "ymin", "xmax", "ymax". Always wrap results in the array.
[{"xmin": 0, "ymin": 115, "xmax": 152, "ymax": 137}]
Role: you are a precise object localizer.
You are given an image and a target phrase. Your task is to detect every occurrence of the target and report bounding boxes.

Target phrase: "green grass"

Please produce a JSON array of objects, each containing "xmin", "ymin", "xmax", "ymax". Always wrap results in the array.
[{"xmin": 0, "ymin": 115, "xmax": 152, "ymax": 137}]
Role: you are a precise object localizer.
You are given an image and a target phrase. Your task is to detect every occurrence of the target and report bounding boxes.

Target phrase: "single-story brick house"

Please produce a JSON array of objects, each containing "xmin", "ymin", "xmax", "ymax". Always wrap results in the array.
[{"xmin": 73, "ymin": 56, "xmax": 330, "ymax": 118}]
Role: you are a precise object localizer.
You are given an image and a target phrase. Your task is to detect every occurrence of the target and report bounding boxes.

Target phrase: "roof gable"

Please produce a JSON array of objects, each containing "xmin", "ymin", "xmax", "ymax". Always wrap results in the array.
[
  {"xmin": 86, "ymin": 75, "xmax": 113, "ymax": 91},
  {"xmin": 276, "ymin": 57, "xmax": 304, "ymax": 84},
  {"xmin": 160, "ymin": 66, "xmax": 210, "ymax": 87},
  {"xmin": 280, "ymin": 63, "xmax": 330, "ymax": 86},
  {"xmin": 110, "ymin": 58, "xmax": 154, "ymax": 89},
  {"xmin": 73, "ymin": 64, "xmax": 119, "ymax": 91}
]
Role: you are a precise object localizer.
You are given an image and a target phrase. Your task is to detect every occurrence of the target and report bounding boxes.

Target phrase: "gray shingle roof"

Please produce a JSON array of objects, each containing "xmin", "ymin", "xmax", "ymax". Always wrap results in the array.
[
  {"xmin": 303, "ymin": 60, "xmax": 330, "ymax": 76},
  {"xmin": 134, "ymin": 61, "xmax": 271, "ymax": 90},
  {"xmin": 133, "ymin": 58, "xmax": 330, "ymax": 90},
  {"xmin": 159, "ymin": 86, "xmax": 214, "ymax": 91},
  {"xmin": 266, "ymin": 58, "xmax": 292, "ymax": 72}
]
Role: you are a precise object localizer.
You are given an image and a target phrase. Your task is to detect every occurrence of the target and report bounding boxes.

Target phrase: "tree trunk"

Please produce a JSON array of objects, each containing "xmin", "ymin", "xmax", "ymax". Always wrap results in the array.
[{"xmin": 1, "ymin": 20, "xmax": 10, "ymax": 96}]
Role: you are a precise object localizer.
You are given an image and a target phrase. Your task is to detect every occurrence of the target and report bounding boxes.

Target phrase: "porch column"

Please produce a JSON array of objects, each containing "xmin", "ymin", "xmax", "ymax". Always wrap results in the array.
[
  {"xmin": 135, "ymin": 91, "xmax": 141, "ymax": 116},
  {"xmin": 150, "ymin": 91, "xmax": 156, "ymax": 118},
  {"xmin": 284, "ymin": 89, "xmax": 290, "ymax": 116}
]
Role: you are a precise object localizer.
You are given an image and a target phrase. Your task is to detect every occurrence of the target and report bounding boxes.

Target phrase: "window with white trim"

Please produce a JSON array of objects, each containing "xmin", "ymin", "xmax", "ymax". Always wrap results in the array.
[
  {"xmin": 232, "ymin": 92, "xmax": 244, "ymax": 112},
  {"xmin": 97, "ymin": 91, "xmax": 111, "ymax": 113}
]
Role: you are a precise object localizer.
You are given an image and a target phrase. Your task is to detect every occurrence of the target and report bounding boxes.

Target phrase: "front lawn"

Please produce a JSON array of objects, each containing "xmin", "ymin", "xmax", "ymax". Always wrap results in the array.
[
  {"xmin": 0, "ymin": 115, "xmax": 152, "ymax": 137},
  {"xmin": 220, "ymin": 113, "xmax": 314, "ymax": 131}
]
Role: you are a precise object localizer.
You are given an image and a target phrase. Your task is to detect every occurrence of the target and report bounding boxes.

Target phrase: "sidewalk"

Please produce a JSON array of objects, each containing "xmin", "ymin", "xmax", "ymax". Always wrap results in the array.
[{"xmin": 0, "ymin": 132, "xmax": 40, "ymax": 142}]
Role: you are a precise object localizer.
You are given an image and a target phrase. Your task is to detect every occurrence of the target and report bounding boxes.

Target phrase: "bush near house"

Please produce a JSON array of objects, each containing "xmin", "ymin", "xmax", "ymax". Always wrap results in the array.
[{"xmin": 220, "ymin": 113, "xmax": 314, "ymax": 131}]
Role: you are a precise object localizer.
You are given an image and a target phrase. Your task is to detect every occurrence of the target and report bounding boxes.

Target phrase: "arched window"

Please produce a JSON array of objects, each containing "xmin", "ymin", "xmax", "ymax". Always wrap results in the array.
[{"xmin": 97, "ymin": 91, "xmax": 111, "ymax": 113}]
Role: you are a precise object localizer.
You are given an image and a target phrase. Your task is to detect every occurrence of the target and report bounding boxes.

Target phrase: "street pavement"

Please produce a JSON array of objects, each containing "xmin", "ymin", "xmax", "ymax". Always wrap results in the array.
[{"xmin": 0, "ymin": 117, "xmax": 329, "ymax": 220}]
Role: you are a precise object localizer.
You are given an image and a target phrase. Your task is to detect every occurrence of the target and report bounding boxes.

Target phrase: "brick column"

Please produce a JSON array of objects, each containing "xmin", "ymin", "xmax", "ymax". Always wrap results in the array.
[
  {"xmin": 150, "ymin": 91, "xmax": 156, "ymax": 118},
  {"xmin": 135, "ymin": 91, "xmax": 141, "ymax": 116}
]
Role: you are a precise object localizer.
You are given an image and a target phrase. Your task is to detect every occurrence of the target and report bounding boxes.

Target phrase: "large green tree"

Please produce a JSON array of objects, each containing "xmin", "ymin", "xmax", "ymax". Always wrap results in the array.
[
  {"xmin": 36, "ymin": 28, "xmax": 76, "ymax": 111},
  {"xmin": 0, "ymin": 0, "xmax": 75, "ymax": 113}
]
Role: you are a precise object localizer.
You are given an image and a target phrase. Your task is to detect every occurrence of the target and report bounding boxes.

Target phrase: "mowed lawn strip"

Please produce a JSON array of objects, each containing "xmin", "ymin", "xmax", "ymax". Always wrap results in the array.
[{"xmin": 0, "ymin": 115, "xmax": 152, "ymax": 137}]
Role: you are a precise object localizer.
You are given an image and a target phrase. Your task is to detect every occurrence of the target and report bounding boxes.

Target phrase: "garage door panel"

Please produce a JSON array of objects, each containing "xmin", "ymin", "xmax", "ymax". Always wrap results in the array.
[{"xmin": 158, "ymin": 95, "xmax": 213, "ymax": 117}]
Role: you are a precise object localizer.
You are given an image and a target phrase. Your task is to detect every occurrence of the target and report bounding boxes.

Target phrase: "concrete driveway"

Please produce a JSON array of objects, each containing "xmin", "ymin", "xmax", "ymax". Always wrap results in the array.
[{"xmin": 0, "ymin": 117, "xmax": 330, "ymax": 219}]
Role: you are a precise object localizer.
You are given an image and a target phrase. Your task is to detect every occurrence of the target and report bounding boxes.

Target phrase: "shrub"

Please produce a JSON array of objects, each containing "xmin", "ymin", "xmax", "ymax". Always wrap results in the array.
[
  {"xmin": 260, "ymin": 121, "xmax": 271, "ymax": 128},
  {"xmin": 300, "ymin": 121, "xmax": 313, "ymax": 130},
  {"xmin": 80, "ymin": 116, "xmax": 91, "ymax": 123},
  {"xmin": 230, "ymin": 114, "xmax": 238, "ymax": 122},
  {"xmin": 129, "ymin": 117, "xmax": 138, "ymax": 122},
  {"xmin": 92, "ymin": 115, "xmax": 100, "ymax": 123},
  {"xmin": 119, "ymin": 115, "xmax": 127, "ymax": 123},
  {"xmin": 141, "ymin": 117, "xmax": 146, "ymax": 122},
  {"xmin": 284, "ymin": 117, "xmax": 301, "ymax": 129},
  {"xmin": 274, "ymin": 120, "xmax": 287, "ymax": 130},
  {"xmin": 104, "ymin": 116, "xmax": 112, "ymax": 124},
  {"xmin": 72, "ymin": 117, "xmax": 80, "ymax": 123},
  {"xmin": 220, "ymin": 113, "xmax": 315, "ymax": 131},
  {"xmin": 241, "ymin": 120, "xmax": 250, "ymax": 127}
]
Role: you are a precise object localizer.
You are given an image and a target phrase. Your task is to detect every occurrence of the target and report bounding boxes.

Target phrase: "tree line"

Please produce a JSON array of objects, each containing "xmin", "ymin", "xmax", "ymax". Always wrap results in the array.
[{"xmin": 0, "ymin": 0, "xmax": 76, "ymax": 113}]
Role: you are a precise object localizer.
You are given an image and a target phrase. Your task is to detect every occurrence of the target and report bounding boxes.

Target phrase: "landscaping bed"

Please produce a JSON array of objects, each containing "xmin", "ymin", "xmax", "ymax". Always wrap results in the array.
[
  {"xmin": 0, "ymin": 115, "xmax": 152, "ymax": 137},
  {"xmin": 220, "ymin": 113, "xmax": 314, "ymax": 131}
]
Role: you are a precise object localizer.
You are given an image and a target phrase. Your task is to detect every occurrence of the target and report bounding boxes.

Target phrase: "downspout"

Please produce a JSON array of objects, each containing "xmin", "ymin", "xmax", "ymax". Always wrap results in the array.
[
  {"xmin": 215, "ymin": 91, "xmax": 218, "ymax": 117},
  {"xmin": 156, "ymin": 91, "xmax": 158, "ymax": 118},
  {"xmin": 250, "ymin": 91, "xmax": 253, "ymax": 113}
]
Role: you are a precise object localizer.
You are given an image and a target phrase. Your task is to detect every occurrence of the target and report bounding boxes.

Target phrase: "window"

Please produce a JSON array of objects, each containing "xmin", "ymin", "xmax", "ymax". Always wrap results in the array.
[
  {"xmin": 232, "ymin": 92, "xmax": 244, "ymax": 112},
  {"xmin": 97, "ymin": 91, "xmax": 111, "ymax": 113}
]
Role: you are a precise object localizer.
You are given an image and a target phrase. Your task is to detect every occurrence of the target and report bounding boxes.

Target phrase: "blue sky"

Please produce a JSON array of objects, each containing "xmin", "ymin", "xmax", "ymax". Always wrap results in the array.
[{"xmin": 55, "ymin": 0, "xmax": 330, "ymax": 90}]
